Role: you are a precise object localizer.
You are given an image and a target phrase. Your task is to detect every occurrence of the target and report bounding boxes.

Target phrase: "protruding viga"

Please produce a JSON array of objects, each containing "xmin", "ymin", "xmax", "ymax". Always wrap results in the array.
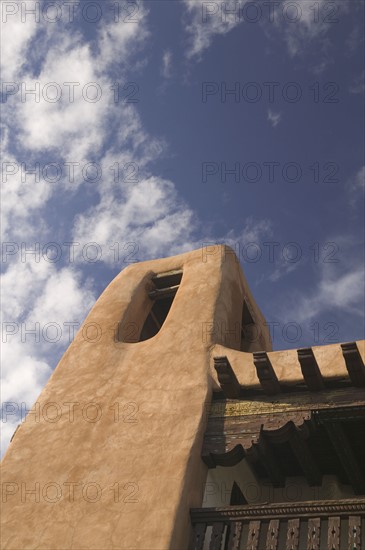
[{"xmin": 0, "ymin": 245, "xmax": 271, "ymax": 549}]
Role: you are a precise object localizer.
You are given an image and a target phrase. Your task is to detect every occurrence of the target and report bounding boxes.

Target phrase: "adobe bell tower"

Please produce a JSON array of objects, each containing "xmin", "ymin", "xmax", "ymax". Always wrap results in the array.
[{"xmin": 1, "ymin": 245, "xmax": 271, "ymax": 549}]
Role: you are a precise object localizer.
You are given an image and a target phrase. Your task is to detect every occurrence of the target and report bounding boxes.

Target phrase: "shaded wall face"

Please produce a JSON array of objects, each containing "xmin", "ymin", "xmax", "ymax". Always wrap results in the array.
[
  {"xmin": 1, "ymin": 246, "xmax": 258, "ymax": 550},
  {"xmin": 203, "ymin": 466, "xmax": 355, "ymax": 508}
]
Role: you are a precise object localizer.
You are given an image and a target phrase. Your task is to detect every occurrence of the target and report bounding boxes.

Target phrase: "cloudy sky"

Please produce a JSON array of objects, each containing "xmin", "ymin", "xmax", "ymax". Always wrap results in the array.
[{"xmin": 1, "ymin": 0, "xmax": 364, "ymax": 455}]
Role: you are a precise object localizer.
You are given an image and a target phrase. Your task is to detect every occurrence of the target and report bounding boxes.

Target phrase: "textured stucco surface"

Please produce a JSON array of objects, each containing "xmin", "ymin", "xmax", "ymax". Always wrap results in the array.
[{"xmin": 1, "ymin": 246, "xmax": 269, "ymax": 549}]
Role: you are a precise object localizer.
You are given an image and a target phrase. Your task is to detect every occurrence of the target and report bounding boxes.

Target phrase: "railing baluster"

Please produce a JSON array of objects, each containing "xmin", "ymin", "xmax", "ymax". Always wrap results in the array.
[
  {"xmin": 190, "ymin": 523, "xmax": 206, "ymax": 550},
  {"xmin": 209, "ymin": 521, "xmax": 225, "ymax": 550},
  {"xmin": 226, "ymin": 521, "xmax": 243, "ymax": 550},
  {"xmin": 190, "ymin": 499, "xmax": 365, "ymax": 550},
  {"xmin": 307, "ymin": 518, "xmax": 321, "ymax": 550},
  {"xmin": 246, "ymin": 520, "xmax": 261, "ymax": 550},
  {"xmin": 286, "ymin": 518, "xmax": 300, "ymax": 549},
  {"xmin": 328, "ymin": 517, "xmax": 341, "ymax": 550},
  {"xmin": 348, "ymin": 516, "xmax": 361, "ymax": 550},
  {"xmin": 266, "ymin": 519, "xmax": 279, "ymax": 550}
]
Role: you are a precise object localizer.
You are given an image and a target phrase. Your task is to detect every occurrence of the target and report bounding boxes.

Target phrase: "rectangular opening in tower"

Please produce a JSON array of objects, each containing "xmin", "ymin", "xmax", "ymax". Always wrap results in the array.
[{"xmin": 139, "ymin": 270, "xmax": 183, "ymax": 341}]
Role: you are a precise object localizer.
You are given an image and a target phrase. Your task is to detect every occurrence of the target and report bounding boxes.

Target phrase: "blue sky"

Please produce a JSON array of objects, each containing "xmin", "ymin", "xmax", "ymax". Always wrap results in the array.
[{"xmin": 1, "ymin": 0, "xmax": 364, "ymax": 454}]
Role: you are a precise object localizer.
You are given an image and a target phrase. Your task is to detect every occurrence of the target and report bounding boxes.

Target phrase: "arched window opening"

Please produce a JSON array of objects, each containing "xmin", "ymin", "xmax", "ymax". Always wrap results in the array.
[{"xmin": 139, "ymin": 269, "xmax": 183, "ymax": 341}]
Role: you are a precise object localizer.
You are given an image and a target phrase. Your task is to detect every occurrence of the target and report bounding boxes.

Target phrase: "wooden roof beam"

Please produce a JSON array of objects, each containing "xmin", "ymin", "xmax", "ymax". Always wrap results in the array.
[
  {"xmin": 297, "ymin": 348, "xmax": 325, "ymax": 391},
  {"xmin": 341, "ymin": 342, "xmax": 365, "ymax": 386},
  {"xmin": 253, "ymin": 352, "xmax": 281, "ymax": 395},
  {"xmin": 214, "ymin": 356, "xmax": 241, "ymax": 399},
  {"xmin": 148, "ymin": 284, "xmax": 179, "ymax": 300}
]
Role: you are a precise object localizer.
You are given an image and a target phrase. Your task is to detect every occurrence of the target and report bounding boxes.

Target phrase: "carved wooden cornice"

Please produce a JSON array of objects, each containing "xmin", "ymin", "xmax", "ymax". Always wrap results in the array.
[
  {"xmin": 202, "ymin": 405, "xmax": 365, "ymax": 491},
  {"xmin": 202, "ymin": 415, "xmax": 315, "ymax": 477}
]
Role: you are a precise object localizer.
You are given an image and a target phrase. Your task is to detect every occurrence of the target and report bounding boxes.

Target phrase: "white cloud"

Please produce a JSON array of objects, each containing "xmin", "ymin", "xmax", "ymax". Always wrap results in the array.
[
  {"xmin": 347, "ymin": 166, "xmax": 365, "ymax": 209},
  {"xmin": 1, "ymin": 149, "xmax": 53, "ymax": 242},
  {"xmin": 294, "ymin": 264, "xmax": 364, "ymax": 324},
  {"xmin": 162, "ymin": 50, "xmax": 173, "ymax": 78},
  {"xmin": 72, "ymin": 176, "xmax": 198, "ymax": 262},
  {"xmin": 277, "ymin": 0, "xmax": 358, "ymax": 75},
  {"xmin": 346, "ymin": 25, "xmax": 364, "ymax": 53},
  {"xmin": 268, "ymin": 261, "xmax": 299, "ymax": 282},
  {"xmin": 183, "ymin": 0, "xmax": 242, "ymax": 60},
  {"xmin": 267, "ymin": 109, "xmax": 281, "ymax": 127},
  {"xmin": 182, "ymin": 0, "xmax": 351, "ymax": 62},
  {"xmin": 18, "ymin": 52, "xmax": 111, "ymax": 157},
  {"xmin": 276, "ymin": 233, "xmax": 364, "ymax": 327},
  {"xmin": 213, "ymin": 217, "xmax": 273, "ymax": 258},
  {"xmin": 275, "ymin": 0, "xmax": 346, "ymax": 58},
  {"xmin": 1, "ymin": 7, "xmax": 152, "ymax": 243},
  {"xmin": 238, "ymin": 217, "xmax": 273, "ymax": 244},
  {"xmin": 7, "ymin": 22, "xmax": 148, "ymax": 160},
  {"xmin": 30, "ymin": 269, "xmax": 95, "ymax": 328},
  {"xmin": 0, "ymin": 1, "xmax": 39, "ymax": 81},
  {"xmin": 95, "ymin": 6, "xmax": 149, "ymax": 72},
  {"xmin": 1, "ymin": 262, "xmax": 96, "ymax": 369},
  {"xmin": 349, "ymin": 71, "xmax": 365, "ymax": 94}
]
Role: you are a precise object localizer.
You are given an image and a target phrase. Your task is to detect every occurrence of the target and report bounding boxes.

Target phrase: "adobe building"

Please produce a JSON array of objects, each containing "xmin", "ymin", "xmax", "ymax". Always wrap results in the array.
[{"xmin": 1, "ymin": 245, "xmax": 364, "ymax": 549}]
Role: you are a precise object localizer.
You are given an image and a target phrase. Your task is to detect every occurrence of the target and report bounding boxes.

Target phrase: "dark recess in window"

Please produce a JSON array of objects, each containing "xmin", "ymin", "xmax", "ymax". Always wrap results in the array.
[
  {"xmin": 139, "ymin": 270, "xmax": 183, "ymax": 341},
  {"xmin": 240, "ymin": 300, "xmax": 256, "ymax": 351}
]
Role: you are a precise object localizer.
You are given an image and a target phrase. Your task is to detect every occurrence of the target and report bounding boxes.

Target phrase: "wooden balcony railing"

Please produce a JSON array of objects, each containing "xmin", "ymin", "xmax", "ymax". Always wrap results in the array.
[{"xmin": 190, "ymin": 499, "xmax": 365, "ymax": 550}]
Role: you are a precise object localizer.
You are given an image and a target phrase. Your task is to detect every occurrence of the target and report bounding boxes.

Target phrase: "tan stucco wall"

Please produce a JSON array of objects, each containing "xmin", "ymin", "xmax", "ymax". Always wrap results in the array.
[{"xmin": 1, "ymin": 245, "xmax": 269, "ymax": 550}]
